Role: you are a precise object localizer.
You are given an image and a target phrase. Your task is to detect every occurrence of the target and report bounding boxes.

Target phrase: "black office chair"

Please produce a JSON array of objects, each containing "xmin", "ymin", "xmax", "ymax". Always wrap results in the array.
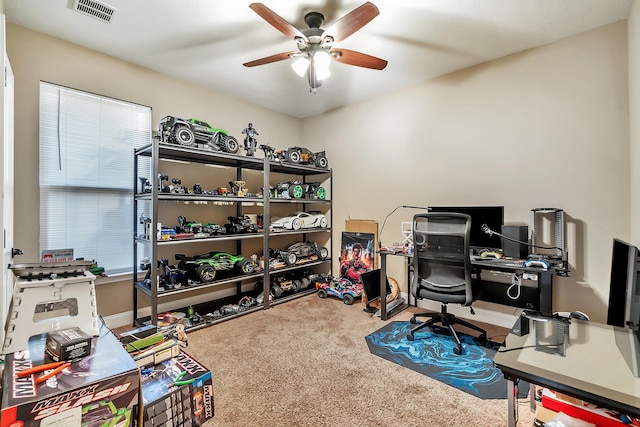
[{"xmin": 406, "ymin": 212, "xmax": 487, "ymax": 355}]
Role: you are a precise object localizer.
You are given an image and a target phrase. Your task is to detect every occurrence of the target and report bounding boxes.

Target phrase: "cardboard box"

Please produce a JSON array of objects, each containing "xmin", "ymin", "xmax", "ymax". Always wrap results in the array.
[
  {"xmin": 535, "ymin": 405, "xmax": 560, "ymax": 424},
  {"xmin": 541, "ymin": 388, "xmax": 636, "ymax": 427},
  {"xmin": 45, "ymin": 327, "xmax": 93, "ymax": 362},
  {"xmin": 1, "ymin": 326, "xmax": 140, "ymax": 427},
  {"xmin": 132, "ymin": 339, "xmax": 180, "ymax": 368},
  {"xmin": 141, "ymin": 350, "xmax": 214, "ymax": 426}
]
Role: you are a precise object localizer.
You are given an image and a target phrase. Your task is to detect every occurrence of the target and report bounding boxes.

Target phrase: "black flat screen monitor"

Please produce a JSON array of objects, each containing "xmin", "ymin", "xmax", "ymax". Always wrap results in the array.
[
  {"xmin": 360, "ymin": 269, "xmax": 391, "ymax": 306},
  {"xmin": 427, "ymin": 206, "xmax": 504, "ymax": 252},
  {"xmin": 607, "ymin": 238, "xmax": 640, "ymax": 330}
]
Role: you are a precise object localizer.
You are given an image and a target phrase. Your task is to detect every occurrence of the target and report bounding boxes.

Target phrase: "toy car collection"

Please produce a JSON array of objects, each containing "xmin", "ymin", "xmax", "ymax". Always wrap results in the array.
[
  {"xmin": 315, "ymin": 275, "xmax": 363, "ymax": 305},
  {"xmin": 270, "ymin": 211, "xmax": 328, "ymax": 230},
  {"xmin": 158, "ymin": 116, "xmax": 240, "ymax": 153},
  {"xmin": 156, "ymin": 117, "xmax": 331, "ymax": 170},
  {"xmin": 175, "ymin": 251, "xmax": 257, "ymax": 283}
]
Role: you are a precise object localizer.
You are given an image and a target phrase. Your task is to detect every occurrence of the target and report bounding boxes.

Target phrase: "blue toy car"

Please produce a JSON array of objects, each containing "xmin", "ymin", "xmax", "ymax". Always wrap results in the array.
[{"xmin": 315, "ymin": 276, "xmax": 363, "ymax": 305}]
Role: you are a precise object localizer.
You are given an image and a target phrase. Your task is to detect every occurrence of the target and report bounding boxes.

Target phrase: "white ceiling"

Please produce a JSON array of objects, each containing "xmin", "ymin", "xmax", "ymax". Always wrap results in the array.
[{"xmin": 4, "ymin": 0, "xmax": 633, "ymax": 118}]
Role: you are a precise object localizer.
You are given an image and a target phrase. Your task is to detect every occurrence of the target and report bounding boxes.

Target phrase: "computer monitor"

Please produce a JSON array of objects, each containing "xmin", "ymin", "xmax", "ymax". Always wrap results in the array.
[
  {"xmin": 607, "ymin": 238, "xmax": 640, "ymax": 330},
  {"xmin": 427, "ymin": 206, "xmax": 504, "ymax": 252},
  {"xmin": 360, "ymin": 269, "xmax": 391, "ymax": 311}
]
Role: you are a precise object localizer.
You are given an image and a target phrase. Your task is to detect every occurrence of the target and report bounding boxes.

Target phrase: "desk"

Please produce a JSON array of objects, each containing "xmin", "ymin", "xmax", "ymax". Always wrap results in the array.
[
  {"xmin": 493, "ymin": 321, "xmax": 640, "ymax": 426},
  {"xmin": 378, "ymin": 250, "xmax": 563, "ymax": 321}
]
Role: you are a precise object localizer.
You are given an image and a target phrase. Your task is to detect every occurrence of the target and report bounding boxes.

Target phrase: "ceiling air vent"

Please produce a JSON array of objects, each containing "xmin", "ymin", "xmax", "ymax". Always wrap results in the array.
[{"xmin": 71, "ymin": 0, "xmax": 117, "ymax": 23}]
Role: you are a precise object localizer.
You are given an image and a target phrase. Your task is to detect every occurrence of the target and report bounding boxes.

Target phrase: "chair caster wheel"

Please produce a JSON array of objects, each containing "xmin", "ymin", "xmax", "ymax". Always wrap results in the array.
[
  {"xmin": 453, "ymin": 345, "xmax": 462, "ymax": 355},
  {"xmin": 406, "ymin": 334, "xmax": 415, "ymax": 341},
  {"xmin": 409, "ymin": 317, "xmax": 418, "ymax": 324}
]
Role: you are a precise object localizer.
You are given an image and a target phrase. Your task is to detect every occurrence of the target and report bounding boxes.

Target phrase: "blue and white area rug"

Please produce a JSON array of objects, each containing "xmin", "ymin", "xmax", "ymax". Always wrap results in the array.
[{"xmin": 365, "ymin": 321, "xmax": 528, "ymax": 399}]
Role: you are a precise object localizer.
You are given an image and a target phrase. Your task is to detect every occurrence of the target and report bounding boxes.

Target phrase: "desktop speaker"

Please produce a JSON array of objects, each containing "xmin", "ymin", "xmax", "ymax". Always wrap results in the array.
[{"xmin": 502, "ymin": 225, "xmax": 529, "ymax": 259}]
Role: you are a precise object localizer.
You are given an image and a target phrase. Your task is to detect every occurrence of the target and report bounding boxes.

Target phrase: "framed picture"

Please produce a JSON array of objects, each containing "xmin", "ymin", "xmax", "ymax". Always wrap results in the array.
[{"xmin": 340, "ymin": 232, "xmax": 375, "ymax": 284}]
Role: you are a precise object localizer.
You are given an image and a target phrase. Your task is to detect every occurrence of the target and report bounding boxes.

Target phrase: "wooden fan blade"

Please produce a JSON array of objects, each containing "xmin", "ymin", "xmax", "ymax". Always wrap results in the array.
[
  {"xmin": 322, "ymin": 2, "xmax": 379, "ymax": 43},
  {"xmin": 249, "ymin": 3, "xmax": 307, "ymax": 42},
  {"xmin": 243, "ymin": 51, "xmax": 297, "ymax": 67},
  {"xmin": 331, "ymin": 48, "xmax": 388, "ymax": 70}
]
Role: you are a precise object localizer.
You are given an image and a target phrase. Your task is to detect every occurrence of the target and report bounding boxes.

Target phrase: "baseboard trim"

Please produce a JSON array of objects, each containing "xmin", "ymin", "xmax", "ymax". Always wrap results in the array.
[{"xmin": 104, "ymin": 291, "xmax": 521, "ymax": 331}]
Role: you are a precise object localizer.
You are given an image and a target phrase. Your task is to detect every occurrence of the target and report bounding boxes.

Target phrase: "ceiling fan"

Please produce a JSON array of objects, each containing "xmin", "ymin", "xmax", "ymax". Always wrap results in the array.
[{"xmin": 243, "ymin": 2, "xmax": 388, "ymax": 92}]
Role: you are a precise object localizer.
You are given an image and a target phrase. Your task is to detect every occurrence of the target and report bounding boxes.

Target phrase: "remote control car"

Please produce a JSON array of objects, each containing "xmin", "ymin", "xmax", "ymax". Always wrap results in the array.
[
  {"xmin": 269, "ymin": 180, "xmax": 326, "ymax": 200},
  {"xmin": 270, "ymin": 241, "xmax": 329, "ymax": 266},
  {"xmin": 158, "ymin": 116, "xmax": 239, "ymax": 154},
  {"xmin": 270, "ymin": 211, "xmax": 328, "ymax": 231},
  {"xmin": 275, "ymin": 146, "xmax": 328, "ymax": 168},
  {"xmin": 175, "ymin": 251, "xmax": 257, "ymax": 283},
  {"xmin": 259, "ymin": 275, "xmax": 308, "ymax": 298},
  {"xmin": 224, "ymin": 215, "xmax": 259, "ymax": 234},
  {"xmin": 202, "ymin": 222, "xmax": 225, "ymax": 236},
  {"xmin": 315, "ymin": 276, "xmax": 363, "ymax": 305}
]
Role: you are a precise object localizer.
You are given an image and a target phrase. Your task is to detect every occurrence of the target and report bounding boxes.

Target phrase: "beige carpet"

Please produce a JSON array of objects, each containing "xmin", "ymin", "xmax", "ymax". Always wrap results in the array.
[{"xmin": 180, "ymin": 294, "xmax": 536, "ymax": 427}]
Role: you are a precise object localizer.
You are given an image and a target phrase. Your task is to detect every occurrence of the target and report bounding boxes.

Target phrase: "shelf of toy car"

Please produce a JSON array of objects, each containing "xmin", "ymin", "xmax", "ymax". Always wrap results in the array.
[
  {"xmin": 266, "ymin": 257, "xmax": 330, "ymax": 275},
  {"xmin": 267, "ymin": 228, "xmax": 331, "ymax": 236},
  {"xmin": 268, "ymin": 160, "xmax": 331, "ymax": 176},
  {"xmin": 134, "ymin": 270, "xmax": 265, "ymax": 298},
  {"xmin": 149, "ymin": 142, "xmax": 267, "ymax": 170}
]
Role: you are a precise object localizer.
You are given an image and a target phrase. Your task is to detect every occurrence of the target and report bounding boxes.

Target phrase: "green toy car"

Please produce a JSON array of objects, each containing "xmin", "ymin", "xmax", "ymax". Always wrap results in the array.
[
  {"xmin": 175, "ymin": 251, "xmax": 257, "ymax": 283},
  {"xmin": 158, "ymin": 116, "xmax": 239, "ymax": 154}
]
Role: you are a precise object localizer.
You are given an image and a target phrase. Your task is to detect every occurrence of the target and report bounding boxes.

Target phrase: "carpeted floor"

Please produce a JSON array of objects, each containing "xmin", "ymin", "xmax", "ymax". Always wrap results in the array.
[
  {"xmin": 119, "ymin": 294, "xmax": 537, "ymax": 426},
  {"xmin": 365, "ymin": 321, "xmax": 529, "ymax": 399}
]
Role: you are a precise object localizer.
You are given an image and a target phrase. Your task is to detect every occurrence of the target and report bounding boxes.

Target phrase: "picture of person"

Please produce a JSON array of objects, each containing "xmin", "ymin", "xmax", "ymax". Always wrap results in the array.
[{"xmin": 340, "ymin": 232, "xmax": 375, "ymax": 284}]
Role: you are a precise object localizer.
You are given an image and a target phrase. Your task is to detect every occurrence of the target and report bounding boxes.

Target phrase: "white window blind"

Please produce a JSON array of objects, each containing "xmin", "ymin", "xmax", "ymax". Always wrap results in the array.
[{"xmin": 39, "ymin": 82, "xmax": 151, "ymax": 275}]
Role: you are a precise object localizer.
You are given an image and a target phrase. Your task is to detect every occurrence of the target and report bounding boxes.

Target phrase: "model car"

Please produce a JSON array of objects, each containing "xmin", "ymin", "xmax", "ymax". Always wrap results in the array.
[
  {"xmin": 224, "ymin": 215, "xmax": 258, "ymax": 234},
  {"xmin": 269, "ymin": 181, "xmax": 327, "ymax": 200},
  {"xmin": 176, "ymin": 216, "xmax": 202, "ymax": 234},
  {"xmin": 315, "ymin": 276, "xmax": 363, "ymax": 305},
  {"xmin": 202, "ymin": 222, "xmax": 225, "ymax": 236},
  {"xmin": 270, "ymin": 211, "xmax": 328, "ymax": 230},
  {"xmin": 256, "ymin": 268, "xmax": 315, "ymax": 298},
  {"xmin": 175, "ymin": 251, "xmax": 257, "ymax": 283},
  {"xmin": 274, "ymin": 146, "xmax": 329, "ymax": 168},
  {"xmin": 270, "ymin": 241, "xmax": 329, "ymax": 266},
  {"xmin": 157, "ymin": 116, "xmax": 239, "ymax": 153}
]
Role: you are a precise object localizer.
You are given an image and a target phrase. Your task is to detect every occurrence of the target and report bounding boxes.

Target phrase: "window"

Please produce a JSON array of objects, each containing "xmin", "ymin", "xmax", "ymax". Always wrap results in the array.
[{"xmin": 39, "ymin": 82, "xmax": 151, "ymax": 275}]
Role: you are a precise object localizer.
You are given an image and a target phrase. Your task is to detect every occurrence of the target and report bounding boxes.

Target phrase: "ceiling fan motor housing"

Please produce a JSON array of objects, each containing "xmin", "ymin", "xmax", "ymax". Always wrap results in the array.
[{"xmin": 304, "ymin": 11, "xmax": 324, "ymax": 28}]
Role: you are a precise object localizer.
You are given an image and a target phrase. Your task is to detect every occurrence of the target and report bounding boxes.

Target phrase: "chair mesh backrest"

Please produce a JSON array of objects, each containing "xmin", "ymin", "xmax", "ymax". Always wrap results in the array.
[{"xmin": 412, "ymin": 212, "xmax": 473, "ymax": 303}]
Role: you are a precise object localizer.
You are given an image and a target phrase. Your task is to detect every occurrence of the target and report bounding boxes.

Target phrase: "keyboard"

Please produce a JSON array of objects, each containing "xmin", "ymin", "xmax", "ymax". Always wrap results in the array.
[{"xmin": 471, "ymin": 257, "xmax": 525, "ymax": 268}]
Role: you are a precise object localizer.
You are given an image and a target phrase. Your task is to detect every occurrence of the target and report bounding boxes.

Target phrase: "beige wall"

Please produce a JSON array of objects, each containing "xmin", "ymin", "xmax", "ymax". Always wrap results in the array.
[
  {"xmin": 304, "ymin": 21, "xmax": 629, "ymax": 323},
  {"xmin": 7, "ymin": 19, "xmax": 631, "ymax": 325},
  {"xmin": 7, "ymin": 23, "xmax": 302, "ymax": 318},
  {"xmin": 629, "ymin": 2, "xmax": 640, "ymax": 247}
]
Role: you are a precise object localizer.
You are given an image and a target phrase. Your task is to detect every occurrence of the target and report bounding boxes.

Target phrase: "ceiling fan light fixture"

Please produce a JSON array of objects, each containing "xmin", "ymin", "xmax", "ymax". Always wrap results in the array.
[
  {"xmin": 313, "ymin": 51, "xmax": 331, "ymax": 80},
  {"xmin": 291, "ymin": 56, "xmax": 309, "ymax": 77}
]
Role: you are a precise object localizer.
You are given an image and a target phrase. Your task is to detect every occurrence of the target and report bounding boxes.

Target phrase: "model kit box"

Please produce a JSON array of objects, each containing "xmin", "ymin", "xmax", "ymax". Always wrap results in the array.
[
  {"xmin": 45, "ymin": 327, "xmax": 93, "ymax": 362},
  {"xmin": 141, "ymin": 350, "xmax": 214, "ymax": 426},
  {"xmin": 1, "ymin": 326, "xmax": 140, "ymax": 427}
]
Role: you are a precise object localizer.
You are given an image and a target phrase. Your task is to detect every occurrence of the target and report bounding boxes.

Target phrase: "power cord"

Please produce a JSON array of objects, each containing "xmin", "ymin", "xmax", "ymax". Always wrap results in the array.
[{"xmin": 507, "ymin": 272, "xmax": 522, "ymax": 300}]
